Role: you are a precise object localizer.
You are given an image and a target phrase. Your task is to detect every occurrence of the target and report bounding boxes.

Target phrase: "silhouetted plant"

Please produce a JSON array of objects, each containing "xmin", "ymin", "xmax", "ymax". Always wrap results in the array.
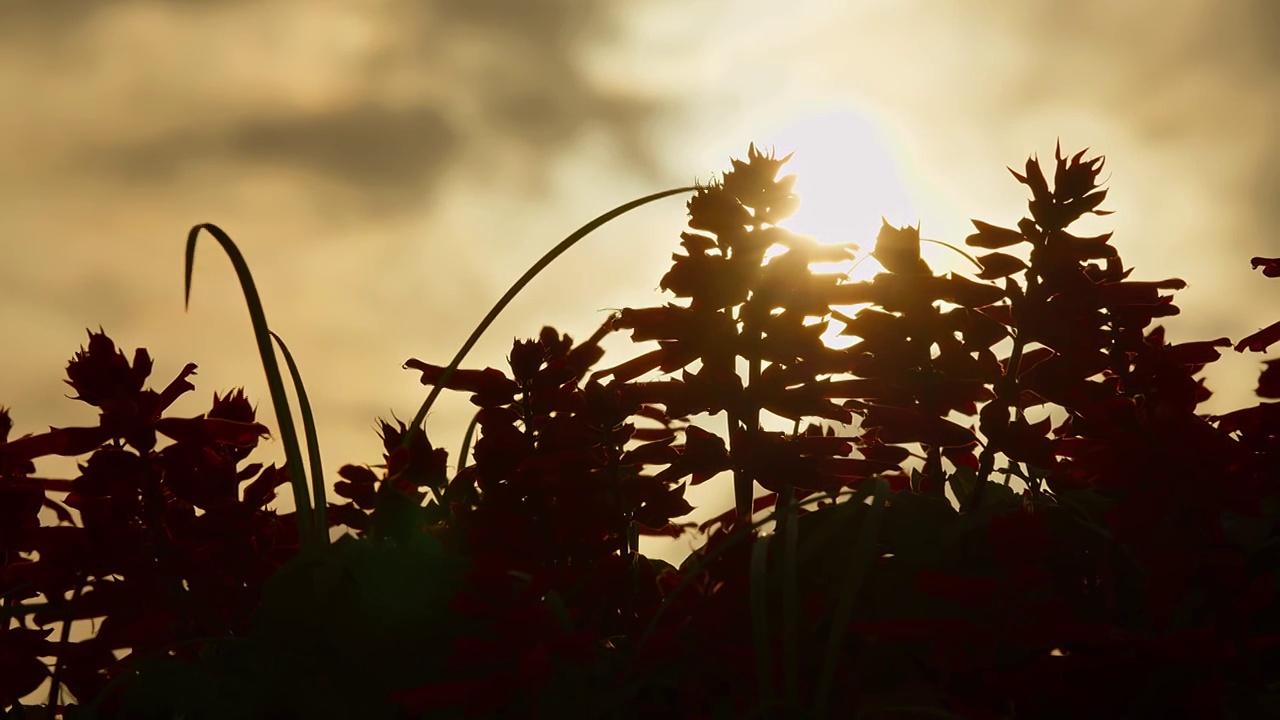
[{"xmin": 2, "ymin": 144, "xmax": 1277, "ymax": 719}]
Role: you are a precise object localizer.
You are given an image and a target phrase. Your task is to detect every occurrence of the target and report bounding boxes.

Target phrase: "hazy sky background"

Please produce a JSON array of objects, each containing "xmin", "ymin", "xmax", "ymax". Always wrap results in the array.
[{"xmin": 3, "ymin": 0, "xmax": 1278, "ymax": 564}]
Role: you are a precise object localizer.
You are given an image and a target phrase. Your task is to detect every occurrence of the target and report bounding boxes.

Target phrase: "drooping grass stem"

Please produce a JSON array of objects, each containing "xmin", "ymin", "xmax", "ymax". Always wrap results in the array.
[
  {"xmin": 184, "ymin": 224, "xmax": 321, "ymax": 549},
  {"xmin": 402, "ymin": 186, "xmax": 698, "ymax": 452}
]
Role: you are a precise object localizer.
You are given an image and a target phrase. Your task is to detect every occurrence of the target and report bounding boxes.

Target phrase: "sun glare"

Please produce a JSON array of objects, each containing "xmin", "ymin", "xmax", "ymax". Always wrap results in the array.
[
  {"xmin": 756, "ymin": 109, "xmax": 924, "ymax": 349},
  {"xmin": 760, "ymin": 109, "xmax": 921, "ymax": 259}
]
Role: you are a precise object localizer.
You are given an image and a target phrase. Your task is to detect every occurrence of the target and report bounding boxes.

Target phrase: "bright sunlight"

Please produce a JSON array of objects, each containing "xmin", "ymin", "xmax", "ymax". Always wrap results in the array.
[{"xmin": 757, "ymin": 109, "xmax": 925, "ymax": 350}]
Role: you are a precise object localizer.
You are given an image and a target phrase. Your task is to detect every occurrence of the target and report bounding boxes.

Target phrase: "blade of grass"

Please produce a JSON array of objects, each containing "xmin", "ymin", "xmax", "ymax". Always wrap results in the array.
[
  {"xmin": 403, "ymin": 186, "xmax": 698, "ymax": 446},
  {"xmin": 269, "ymin": 330, "xmax": 327, "ymax": 538},
  {"xmin": 184, "ymin": 223, "xmax": 318, "ymax": 549},
  {"xmin": 814, "ymin": 476, "xmax": 890, "ymax": 720},
  {"xmin": 749, "ymin": 535, "xmax": 774, "ymax": 713}
]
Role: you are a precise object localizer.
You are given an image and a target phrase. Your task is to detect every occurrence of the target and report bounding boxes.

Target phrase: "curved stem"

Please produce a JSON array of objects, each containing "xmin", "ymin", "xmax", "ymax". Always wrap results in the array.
[
  {"xmin": 185, "ymin": 224, "xmax": 318, "ymax": 548},
  {"xmin": 404, "ymin": 186, "xmax": 698, "ymax": 442},
  {"xmin": 920, "ymin": 237, "xmax": 983, "ymax": 271}
]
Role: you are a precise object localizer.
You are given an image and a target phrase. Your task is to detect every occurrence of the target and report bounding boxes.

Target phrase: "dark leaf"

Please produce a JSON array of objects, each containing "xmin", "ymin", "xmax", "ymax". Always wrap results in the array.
[
  {"xmin": 64, "ymin": 328, "xmax": 150, "ymax": 408},
  {"xmin": 854, "ymin": 404, "xmax": 977, "ymax": 447},
  {"xmin": 154, "ymin": 416, "xmax": 270, "ymax": 447},
  {"xmin": 0, "ymin": 425, "xmax": 113, "ymax": 464},
  {"xmin": 873, "ymin": 221, "xmax": 932, "ymax": 275},
  {"xmin": 966, "ymin": 221, "xmax": 1026, "ymax": 250},
  {"xmin": 975, "ymin": 251, "xmax": 1028, "ymax": 279},
  {"xmin": 1251, "ymin": 256, "xmax": 1280, "ymax": 278},
  {"xmin": 1258, "ymin": 359, "xmax": 1280, "ymax": 399}
]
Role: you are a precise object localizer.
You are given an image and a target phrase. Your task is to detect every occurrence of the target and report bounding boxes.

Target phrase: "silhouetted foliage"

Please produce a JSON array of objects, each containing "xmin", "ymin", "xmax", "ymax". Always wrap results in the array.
[{"xmin": 3, "ymin": 144, "xmax": 1278, "ymax": 718}]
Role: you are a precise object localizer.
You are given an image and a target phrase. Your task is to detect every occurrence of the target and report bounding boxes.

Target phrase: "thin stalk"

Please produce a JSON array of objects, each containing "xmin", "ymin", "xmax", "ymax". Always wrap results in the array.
[
  {"xmin": 47, "ymin": 573, "xmax": 88, "ymax": 712},
  {"xmin": 404, "ymin": 187, "xmax": 697, "ymax": 443},
  {"xmin": 729, "ymin": 408, "xmax": 751, "ymax": 525},
  {"xmin": 185, "ymin": 224, "xmax": 319, "ymax": 549},
  {"xmin": 920, "ymin": 238, "xmax": 983, "ymax": 271}
]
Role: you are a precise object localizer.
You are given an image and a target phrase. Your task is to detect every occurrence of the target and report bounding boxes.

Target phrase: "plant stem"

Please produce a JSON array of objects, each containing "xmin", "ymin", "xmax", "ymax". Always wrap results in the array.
[
  {"xmin": 47, "ymin": 573, "xmax": 87, "ymax": 712},
  {"xmin": 405, "ymin": 186, "xmax": 697, "ymax": 443},
  {"xmin": 967, "ymin": 273, "xmax": 1037, "ymax": 513}
]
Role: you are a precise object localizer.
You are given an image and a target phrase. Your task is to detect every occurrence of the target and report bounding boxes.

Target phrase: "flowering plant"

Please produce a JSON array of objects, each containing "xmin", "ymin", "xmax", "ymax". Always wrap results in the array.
[{"xmin": 2, "ymin": 144, "xmax": 1278, "ymax": 719}]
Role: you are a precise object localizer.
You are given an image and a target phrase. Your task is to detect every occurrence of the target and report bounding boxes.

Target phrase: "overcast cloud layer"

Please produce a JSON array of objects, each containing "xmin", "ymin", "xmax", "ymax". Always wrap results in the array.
[{"xmin": 3, "ymin": 1, "xmax": 1277, "ymax": 565}]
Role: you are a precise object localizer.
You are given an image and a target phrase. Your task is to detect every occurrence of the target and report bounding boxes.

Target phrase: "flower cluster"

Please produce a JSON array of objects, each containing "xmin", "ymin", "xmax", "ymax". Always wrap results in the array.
[{"xmin": 0, "ymin": 331, "xmax": 317, "ymax": 711}]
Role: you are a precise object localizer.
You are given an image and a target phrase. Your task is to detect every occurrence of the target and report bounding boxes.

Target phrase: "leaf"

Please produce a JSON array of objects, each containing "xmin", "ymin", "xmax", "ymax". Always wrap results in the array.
[
  {"xmin": 965, "ymin": 220, "xmax": 1025, "ymax": 249},
  {"xmin": 856, "ymin": 404, "xmax": 977, "ymax": 448},
  {"xmin": 935, "ymin": 274, "xmax": 1006, "ymax": 308},
  {"xmin": 873, "ymin": 221, "xmax": 931, "ymax": 275},
  {"xmin": 153, "ymin": 416, "xmax": 269, "ymax": 447},
  {"xmin": 974, "ymin": 251, "xmax": 1028, "ymax": 279},
  {"xmin": 947, "ymin": 465, "xmax": 978, "ymax": 507},
  {"xmin": 1258, "ymin": 359, "xmax": 1280, "ymax": 399}
]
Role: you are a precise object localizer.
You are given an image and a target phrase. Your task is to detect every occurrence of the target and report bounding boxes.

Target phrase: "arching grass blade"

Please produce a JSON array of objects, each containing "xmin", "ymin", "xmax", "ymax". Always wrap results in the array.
[
  {"xmin": 404, "ymin": 186, "xmax": 698, "ymax": 441},
  {"xmin": 184, "ymin": 223, "xmax": 319, "ymax": 549},
  {"xmin": 269, "ymin": 330, "xmax": 327, "ymax": 537}
]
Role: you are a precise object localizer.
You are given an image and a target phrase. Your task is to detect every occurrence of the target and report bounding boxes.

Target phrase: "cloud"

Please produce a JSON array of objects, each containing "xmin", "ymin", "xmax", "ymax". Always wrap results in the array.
[
  {"xmin": 93, "ymin": 103, "xmax": 459, "ymax": 214},
  {"xmin": 4, "ymin": 0, "xmax": 669, "ymax": 220}
]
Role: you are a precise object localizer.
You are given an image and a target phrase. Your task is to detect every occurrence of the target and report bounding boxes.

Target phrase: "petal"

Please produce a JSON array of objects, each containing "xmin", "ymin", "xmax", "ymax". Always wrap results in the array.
[{"xmin": 1236, "ymin": 321, "xmax": 1280, "ymax": 353}]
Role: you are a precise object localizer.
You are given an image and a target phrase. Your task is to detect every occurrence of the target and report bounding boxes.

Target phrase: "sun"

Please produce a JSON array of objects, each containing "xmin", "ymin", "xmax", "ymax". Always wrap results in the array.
[
  {"xmin": 758, "ymin": 109, "xmax": 921, "ymax": 260},
  {"xmin": 755, "ymin": 108, "xmax": 924, "ymax": 346}
]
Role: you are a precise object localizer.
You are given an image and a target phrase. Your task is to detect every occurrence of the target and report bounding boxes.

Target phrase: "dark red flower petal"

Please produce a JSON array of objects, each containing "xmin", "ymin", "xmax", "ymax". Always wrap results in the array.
[
  {"xmin": 1251, "ymin": 256, "xmax": 1280, "ymax": 277},
  {"xmin": 975, "ymin": 251, "xmax": 1028, "ymax": 279},
  {"xmin": 855, "ymin": 404, "xmax": 977, "ymax": 448},
  {"xmin": 1236, "ymin": 321, "xmax": 1280, "ymax": 353},
  {"xmin": 403, "ymin": 359, "xmax": 519, "ymax": 406},
  {"xmin": 1257, "ymin": 359, "xmax": 1280, "ymax": 399},
  {"xmin": 966, "ymin": 220, "xmax": 1026, "ymax": 250},
  {"xmin": 153, "ymin": 416, "xmax": 269, "ymax": 447},
  {"xmin": 64, "ymin": 328, "xmax": 150, "ymax": 408}
]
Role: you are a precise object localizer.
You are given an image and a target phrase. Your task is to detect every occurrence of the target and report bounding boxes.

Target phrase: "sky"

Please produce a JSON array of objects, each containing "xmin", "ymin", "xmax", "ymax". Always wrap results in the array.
[{"xmin": 3, "ymin": 0, "xmax": 1279, "ymax": 566}]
